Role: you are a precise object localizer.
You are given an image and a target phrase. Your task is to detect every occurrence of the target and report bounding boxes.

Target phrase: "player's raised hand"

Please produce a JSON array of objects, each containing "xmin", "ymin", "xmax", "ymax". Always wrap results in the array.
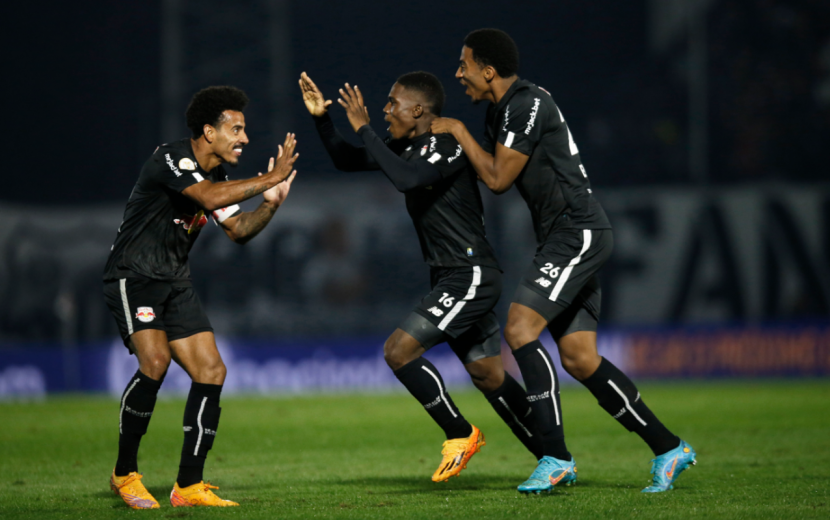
[
  {"xmin": 270, "ymin": 132, "xmax": 298, "ymax": 182},
  {"xmin": 337, "ymin": 83, "xmax": 371, "ymax": 133},
  {"xmin": 299, "ymin": 72, "xmax": 332, "ymax": 117},
  {"xmin": 261, "ymin": 156, "xmax": 297, "ymax": 206}
]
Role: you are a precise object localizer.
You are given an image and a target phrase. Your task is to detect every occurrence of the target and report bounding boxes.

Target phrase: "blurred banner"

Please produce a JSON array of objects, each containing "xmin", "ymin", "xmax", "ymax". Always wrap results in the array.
[
  {"xmin": 2, "ymin": 325, "xmax": 829, "ymax": 399},
  {"xmin": 1, "ymin": 181, "xmax": 827, "ymax": 343}
]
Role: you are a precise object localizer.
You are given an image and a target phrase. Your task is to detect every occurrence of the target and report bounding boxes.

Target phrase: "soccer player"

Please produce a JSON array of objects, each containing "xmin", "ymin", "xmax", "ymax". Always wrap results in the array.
[
  {"xmin": 299, "ymin": 71, "xmax": 546, "ymax": 481},
  {"xmin": 431, "ymin": 29, "xmax": 696, "ymax": 493},
  {"xmin": 102, "ymin": 86, "xmax": 298, "ymax": 508}
]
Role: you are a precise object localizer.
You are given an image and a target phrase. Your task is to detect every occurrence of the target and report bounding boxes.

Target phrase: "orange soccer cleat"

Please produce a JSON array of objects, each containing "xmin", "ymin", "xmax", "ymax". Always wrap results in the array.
[
  {"xmin": 431, "ymin": 424, "xmax": 486, "ymax": 482},
  {"xmin": 110, "ymin": 470, "xmax": 160, "ymax": 509},
  {"xmin": 170, "ymin": 481, "xmax": 239, "ymax": 507}
]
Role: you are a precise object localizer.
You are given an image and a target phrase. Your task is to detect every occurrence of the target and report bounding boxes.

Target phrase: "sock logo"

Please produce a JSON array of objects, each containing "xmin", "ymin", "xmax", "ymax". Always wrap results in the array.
[
  {"xmin": 613, "ymin": 408, "xmax": 626, "ymax": 419},
  {"xmin": 205, "ymin": 429, "xmax": 217, "ymax": 436},
  {"xmin": 423, "ymin": 396, "xmax": 443, "ymax": 409},
  {"xmin": 183, "ymin": 426, "xmax": 192, "ymax": 432},
  {"xmin": 526, "ymin": 391, "xmax": 550, "ymax": 402},
  {"xmin": 124, "ymin": 406, "xmax": 152, "ymax": 418}
]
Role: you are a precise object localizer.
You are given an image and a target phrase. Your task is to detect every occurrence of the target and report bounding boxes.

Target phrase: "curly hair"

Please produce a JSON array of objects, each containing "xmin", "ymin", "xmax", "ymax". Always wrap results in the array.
[
  {"xmin": 464, "ymin": 28, "xmax": 520, "ymax": 78},
  {"xmin": 396, "ymin": 71, "xmax": 446, "ymax": 116},
  {"xmin": 185, "ymin": 86, "xmax": 250, "ymax": 137}
]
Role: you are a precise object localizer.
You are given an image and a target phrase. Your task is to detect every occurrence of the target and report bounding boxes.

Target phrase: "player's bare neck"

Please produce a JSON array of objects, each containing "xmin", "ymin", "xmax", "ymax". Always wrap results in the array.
[
  {"xmin": 491, "ymin": 75, "xmax": 519, "ymax": 105},
  {"xmin": 409, "ymin": 114, "xmax": 436, "ymax": 140},
  {"xmin": 190, "ymin": 136, "xmax": 221, "ymax": 172}
]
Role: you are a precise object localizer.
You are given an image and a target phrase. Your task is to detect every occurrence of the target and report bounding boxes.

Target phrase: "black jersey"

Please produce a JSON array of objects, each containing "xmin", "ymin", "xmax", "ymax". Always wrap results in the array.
[
  {"xmin": 483, "ymin": 78, "xmax": 611, "ymax": 245},
  {"xmin": 315, "ymin": 114, "xmax": 500, "ymax": 270},
  {"xmin": 103, "ymin": 139, "xmax": 242, "ymax": 282}
]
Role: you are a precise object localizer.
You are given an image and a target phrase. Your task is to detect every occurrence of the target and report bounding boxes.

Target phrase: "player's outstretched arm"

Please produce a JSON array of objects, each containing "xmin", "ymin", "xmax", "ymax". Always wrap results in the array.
[
  {"xmin": 219, "ymin": 155, "xmax": 297, "ymax": 245},
  {"xmin": 182, "ymin": 133, "xmax": 298, "ymax": 211},
  {"xmin": 430, "ymin": 118, "xmax": 528, "ymax": 194},
  {"xmin": 300, "ymin": 72, "xmax": 379, "ymax": 172}
]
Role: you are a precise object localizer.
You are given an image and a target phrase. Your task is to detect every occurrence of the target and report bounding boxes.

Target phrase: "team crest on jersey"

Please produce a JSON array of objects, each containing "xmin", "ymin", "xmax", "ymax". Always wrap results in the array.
[
  {"xmin": 421, "ymin": 145, "xmax": 428, "ymax": 156},
  {"xmin": 178, "ymin": 158, "xmax": 196, "ymax": 170},
  {"xmin": 135, "ymin": 307, "xmax": 156, "ymax": 323},
  {"xmin": 466, "ymin": 247, "xmax": 474, "ymax": 257}
]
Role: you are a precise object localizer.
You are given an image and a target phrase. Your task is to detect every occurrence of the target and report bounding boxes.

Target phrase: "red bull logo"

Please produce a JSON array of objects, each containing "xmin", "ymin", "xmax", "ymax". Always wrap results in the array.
[
  {"xmin": 173, "ymin": 210, "xmax": 208, "ymax": 234},
  {"xmin": 135, "ymin": 306, "xmax": 156, "ymax": 323}
]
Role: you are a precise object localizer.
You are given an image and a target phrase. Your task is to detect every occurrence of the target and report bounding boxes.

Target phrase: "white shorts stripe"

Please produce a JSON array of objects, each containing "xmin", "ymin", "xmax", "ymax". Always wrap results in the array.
[
  {"xmin": 193, "ymin": 396, "xmax": 208, "ymax": 456},
  {"xmin": 498, "ymin": 396, "xmax": 533, "ymax": 437},
  {"xmin": 607, "ymin": 380, "xmax": 647, "ymax": 426},
  {"xmin": 549, "ymin": 229, "xmax": 592, "ymax": 302},
  {"xmin": 537, "ymin": 348, "xmax": 560, "ymax": 425},
  {"xmin": 504, "ymin": 131, "xmax": 516, "ymax": 149},
  {"xmin": 437, "ymin": 266, "xmax": 481, "ymax": 331},
  {"xmin": 119, "ymin": 278, "xmax": 134, "ymax": 335},
  {"xmin": 421, "ymin": 366, "xmax": 457, "ymax": 418},
  {"xmin": 119, "ymin": 377, "xmax": 141, "ymax": 435}
]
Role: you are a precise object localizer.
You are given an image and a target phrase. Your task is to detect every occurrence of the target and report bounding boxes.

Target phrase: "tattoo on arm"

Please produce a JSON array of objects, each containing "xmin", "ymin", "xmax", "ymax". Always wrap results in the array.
[
  {"xmin": 234, "ymin": 202, "xmax": 278, "ymax": 243},
  {"xmin": 242, "ymin": 184, "xmax": 268, "ymax": 198}
]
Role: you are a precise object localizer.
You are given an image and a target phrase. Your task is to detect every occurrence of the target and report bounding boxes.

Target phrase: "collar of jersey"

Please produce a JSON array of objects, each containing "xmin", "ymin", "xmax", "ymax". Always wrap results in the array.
[{"xmin": 494, "ymin": 77, "xmax": 532, "ymax": 113}]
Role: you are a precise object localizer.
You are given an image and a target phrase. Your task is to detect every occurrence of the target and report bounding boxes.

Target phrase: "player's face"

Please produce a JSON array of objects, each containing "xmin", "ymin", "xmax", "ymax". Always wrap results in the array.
[
  {"xmin": 383, "ymin": 83, "xmax": 420, "ymax": 140},
  {"xmin": 211, "ymin": 110, "xmax": 248, "ymax": 166},
  {"xmin": 456, "ymin": 46, "xmax": 488, "ymax": 104}
]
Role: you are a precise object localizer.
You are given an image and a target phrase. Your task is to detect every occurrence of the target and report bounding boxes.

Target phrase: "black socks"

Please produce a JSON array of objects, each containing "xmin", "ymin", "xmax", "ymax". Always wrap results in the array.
[
  {"xmin": 512, "ymin": 340, "xmax": 571, "ymax": 461},
  {"xmin": 485, "ymin": 372, "xmax": 544, "ymax": 460},
  {"xmin": 394, "ymin": 357, "xmax": 473, "ymax": 440},
  {"xmin": 581, "ymin": 358, "xmax": 680, "ymax": 455},
  {"xmin": 115, "ymin": 370, "xmax": 162, "ymax": 476},
  {"xmin": 177, "ymin": 382, "xmax": 223, "ymax": 487}
]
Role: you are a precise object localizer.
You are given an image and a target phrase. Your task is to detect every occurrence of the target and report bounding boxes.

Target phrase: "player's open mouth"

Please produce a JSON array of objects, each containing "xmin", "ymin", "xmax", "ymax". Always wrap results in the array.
[{"xmin": 233, "ymin": 147, "xmax": 243, "ymax": 157}]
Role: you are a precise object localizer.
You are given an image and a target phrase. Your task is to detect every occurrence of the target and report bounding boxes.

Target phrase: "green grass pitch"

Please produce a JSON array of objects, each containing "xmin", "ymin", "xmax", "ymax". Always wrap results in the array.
[{"xmin": 1, "ymin": 380, "xmax": 829, "ymax": 519}]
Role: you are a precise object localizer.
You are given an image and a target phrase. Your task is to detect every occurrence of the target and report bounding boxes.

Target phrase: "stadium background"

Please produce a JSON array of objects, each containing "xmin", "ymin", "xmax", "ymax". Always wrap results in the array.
[{"xmin": 2, "ymin": 0, "xmax": 829, "ymax": 398}]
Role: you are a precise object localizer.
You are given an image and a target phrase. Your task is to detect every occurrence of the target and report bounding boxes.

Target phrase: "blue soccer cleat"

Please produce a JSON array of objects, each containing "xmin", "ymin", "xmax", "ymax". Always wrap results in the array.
[
  {"xmin": 517, "ymin": 456, "xmax": 577, "ymax": 494},
  {"xmin": 642, "ymin": 440, "xmax": 697, "ymax": 493}
]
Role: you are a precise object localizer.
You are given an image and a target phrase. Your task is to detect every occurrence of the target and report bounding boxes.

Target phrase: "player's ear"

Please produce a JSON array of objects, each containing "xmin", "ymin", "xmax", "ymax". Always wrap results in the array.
[
  {"xmin": 412, "ymin": 104, "xmax": 424, "ymax": 119},
  {"xmin": 203, "ymin": 124, "xmax": 215, "ymax": 144},
  {"xmin": 483, "ymin": 65, "xmax": 496, "ymax": 83}
]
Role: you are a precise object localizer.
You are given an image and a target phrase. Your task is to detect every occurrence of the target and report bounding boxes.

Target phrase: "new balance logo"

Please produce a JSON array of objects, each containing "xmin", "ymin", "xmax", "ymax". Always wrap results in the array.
[
  {"xmin": 205, "ymin": 429, "xmax": 217, "ymax": 436},
  {"xmin": 427, "ymin": 306, "xmax": 444, "ymax": 317},
  {"xmin": 535, "ymin": 277, "xmax": 552, "ymax": 288},
  {"xmin": 613, "ymin": 408, "xmax": 626, "ymax": 419},
  {"xmin": 527, "ymin": 391, "xmax": 550, "ymax": 402},
  {"xmin": 183, "ymin": 426, "xmax": 192, "ymax": 432}
]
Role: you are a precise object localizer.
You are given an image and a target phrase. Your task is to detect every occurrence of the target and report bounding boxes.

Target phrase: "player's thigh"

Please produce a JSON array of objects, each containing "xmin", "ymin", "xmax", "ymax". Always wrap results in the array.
[
  {"xmin": 168, "ymin": 331, "xmax": 226, "ymax": 384},
  {"xmin": 507, "ymin": 228, "xmax": 611, "ymax": 346},
  {"xmin": 550, "ymin": 276, "xmax": 603, "ymax": 380},
  {"xmin": 103, "ymin": 277, "xmax": 172, "ymax": 349},
  {"xmin": 399, "ymin": 266, "xmax": 501, "ymax": 355}
]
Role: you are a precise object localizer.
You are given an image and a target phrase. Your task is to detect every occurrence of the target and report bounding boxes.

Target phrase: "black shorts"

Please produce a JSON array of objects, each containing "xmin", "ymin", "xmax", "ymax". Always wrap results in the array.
[
  {"xmin": 513, "ymin": 229, "xmax": 612, "ymax": 341},
  {"xmin": 103, "ymin": 277, "xmax": 213, "ymax": 350},
  {"xmin": 399, "ymin": 266, "xmax": 502, "ymax": 364}
]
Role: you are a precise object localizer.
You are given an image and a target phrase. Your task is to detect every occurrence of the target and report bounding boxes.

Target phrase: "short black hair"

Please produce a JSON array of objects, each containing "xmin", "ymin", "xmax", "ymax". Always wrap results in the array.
[
  {"xmin": 185, "ymin": 86, "xmax": 249, "ymax": 137},
  {"xmin": 396, "ymin": 71, "xmax": 446, "ymax": 116},
  {"xmin": 464, "ymin": 28, "xmax": 520, "ymax": 78}
]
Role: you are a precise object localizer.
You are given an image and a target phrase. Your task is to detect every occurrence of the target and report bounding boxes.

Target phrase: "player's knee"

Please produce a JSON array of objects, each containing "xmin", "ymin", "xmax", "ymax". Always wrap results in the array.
[
  {"xmin": 196, "ymin": 358, "xmax": 227, "ymax": 385},
  {"xmin": 383, "ymin": 338, "xmax": 406, "ymax": 371},
  {"xmin": 504, "ymin": 320, "xmax": 537, "ymax": 350},
  {"xmin": 140, "ymin": 352, "xmax": 171, "ymax": 380},
  {"xmin": 559, "ymin": 348, "xmax": 600, "ymax": 381}
]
